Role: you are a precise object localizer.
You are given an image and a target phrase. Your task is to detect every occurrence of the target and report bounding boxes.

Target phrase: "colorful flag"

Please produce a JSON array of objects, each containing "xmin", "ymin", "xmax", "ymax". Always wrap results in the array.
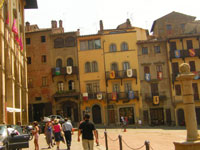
[
  {"xmin": 19, "ymin": 37, "xmax": 23, "ymax": 51},
  {"xmin": 153, "ymin": 96, "xmax": 159, "ymax": 105},
  {"xmin": 174, "ymin": 50, "xmax": 180, "ymax": 58},
  {"xmin": 55, "ymin": 67, "xmax": 60, "ymax": 75},
  {"xmin": 12, "ymin": 19, "xmax": 18, "ymax": 34},
  {"xmin": 97, "ymin": 92, "xmax": 103, "ymax": 100},
  {"xmin": 127, "ymin": 69, "xmax": 133, "ymax": 77},
  {"xmin": 189, "ymin": 48, "xmax": 195, "ymax": 57},
  {"xmin": 157, "ymin": 72, "xmax": 163, "ymax": 80},
  {"xmin": 83, "ymin": 93, "xmax": 88, "ymax": 101},
  {"xmin": 110, "ymin": 71, "xmax": 115, "ymax": 79},
  {"xmin": 145, "ymin": 73, "xmax": 151, "ymax": 81},
  {"xmin": 66, "ymin": 66, "xmax": 72, "ymax": 74},
  {"xmin": 128, "ymin": 91, "xmax": 134, "ymax": 99},
  {"xmin": 15, "ymin": 35, "xmax": 20, "ymax": 44}
]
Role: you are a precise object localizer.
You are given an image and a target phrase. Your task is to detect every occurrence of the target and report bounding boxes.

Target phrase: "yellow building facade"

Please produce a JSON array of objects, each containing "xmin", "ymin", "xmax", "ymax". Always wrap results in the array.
[
  {"xmin": 0, "ymin": 0, "xmax": 37, "ymax": 124},
  {"xmin": 167, "ymin": 34, "xmax": 200, "ymax": 126}
]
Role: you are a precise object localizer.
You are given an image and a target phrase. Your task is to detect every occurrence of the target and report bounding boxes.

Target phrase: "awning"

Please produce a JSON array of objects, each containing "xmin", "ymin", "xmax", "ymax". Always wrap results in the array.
[{"xmin": 6, "ymin": 107, "xmax": 21, "ymax": 112}]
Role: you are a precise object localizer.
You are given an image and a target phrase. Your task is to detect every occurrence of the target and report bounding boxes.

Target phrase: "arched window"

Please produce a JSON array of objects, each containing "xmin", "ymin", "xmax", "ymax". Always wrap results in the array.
[
  {"xmin": 68, "ymin": 80, "xmax": 75, "ymax": 91},
  {"xmin": 54, "ymin": 38, "xmax": 64, "ymax": 48},
  {"xmin": 123, "ymin": 62, "xmax": 130, "ymax": 70},
  {"xmin": 91, "ymin": 61, "xmax": 98, "ymax": 72},
  {"xmin": 85, "ymin": 62, "xmax": 91, "ymax": 73},
  {"xmin": 65, "ymin": 36, "xmax": 76, "ymax": 47},
  {"xmin": 67, "ymin": 58, "xmax": 73, "ymax": 66},
  {"xmin": 111, "ymin": 63, "xmax": 118, "ymax": 71},
  {"xmin": 109, "ymin": 43, "xmax": 117, "ymax": 52},
  {"xmin": 121, "ymin": 42, "xmax": 128, "ymax": 51},
  {"xmin": 57, "ymin": 81, "xmax": 64, "ymax": 92},
  {"xmin": 56, "ymin": 59, "xmax": 62, "ymax": 68}
]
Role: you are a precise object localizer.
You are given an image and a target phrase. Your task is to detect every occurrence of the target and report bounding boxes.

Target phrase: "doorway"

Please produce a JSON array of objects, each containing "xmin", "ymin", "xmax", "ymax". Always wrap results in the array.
[
  {"xmin": 150, "ymin": 108, "xmax": 164, "ymax": 125},
  {"xmin": 92, "ymin": 105, "xmax": 102, "ymax": 124}
]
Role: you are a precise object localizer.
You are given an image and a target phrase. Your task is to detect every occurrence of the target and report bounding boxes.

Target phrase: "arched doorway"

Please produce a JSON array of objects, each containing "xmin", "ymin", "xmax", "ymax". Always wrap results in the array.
[
  {"xmin": 92, "ymin": 105, "xmax": 102, "ymax": 124},
  {"xmin": 62, "ymin": 101, "xmax": 78, "ymax": 122},
  {"xmin": 177, "ymin": 109, "xmax": 185, "ymax": 126}
]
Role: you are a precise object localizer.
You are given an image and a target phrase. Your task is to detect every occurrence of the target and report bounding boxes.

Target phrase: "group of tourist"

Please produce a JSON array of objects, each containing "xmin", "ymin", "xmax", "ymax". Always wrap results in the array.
[{"xmin": 32, "ymin": 114, "xmax": 98, "ymax": 150}]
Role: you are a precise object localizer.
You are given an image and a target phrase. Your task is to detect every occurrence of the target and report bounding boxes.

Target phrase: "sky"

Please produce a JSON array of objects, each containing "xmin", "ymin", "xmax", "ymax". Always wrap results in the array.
[{"xmin": 25, "ymin": 0, "xmax": 200, "ymax": 35}]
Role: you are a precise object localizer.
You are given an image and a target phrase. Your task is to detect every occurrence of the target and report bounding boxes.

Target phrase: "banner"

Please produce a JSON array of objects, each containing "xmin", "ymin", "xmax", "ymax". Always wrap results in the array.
[
  {"xmin": 66, "ymin": 66, "xmax": 72, "ymax": 74},
  {"xmin": 112, "ymin": 92, "xmax": 117, "ymax": 101},
  {"xmin": 189, "ymin": 48, "xmax": 195, "ymax": 57},
  {"xmin": 110, "ymin": 71, "xmax": 115, "ymax": 79},
  {"xmin": 12, "ymin": 19, "xmax": 18, "ymax": 34},
  {"xmin": 174, "ymin": 50, "xmax": 180, "ymax": 58},
  {"xmin": 55, "ymin": 67, "xmax": 60, "ymax": 75},
  {"xmin": 145, "ymin": 73, "xmax": 151, "ymax": 81},
  {"xmin": 127, "ymin": 69, "xmax": 133, "ymax": 77},
  {"xmin": 83, "ymin": 93, "xmax": 88, "ymax": 101},
  {"xmin": 128, "ymin": 91, "xmax": 134, "ymax": 99},
  {"xmin": 153, "ymin": 96, "xmax": 159, "ymax": 105},
  {"xmin": 97, "ymin": 93, "xmax": 103, "ymax": 100},
  {"xmin": 157, "ymin": 72, "xmax": 163, "ymax": 80}
]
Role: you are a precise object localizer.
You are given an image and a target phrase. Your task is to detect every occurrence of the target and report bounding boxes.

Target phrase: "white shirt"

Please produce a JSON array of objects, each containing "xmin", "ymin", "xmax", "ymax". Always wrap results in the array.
[{"xmin": 62, "ymin": 121, "xmax": 73, "ymax": 132}]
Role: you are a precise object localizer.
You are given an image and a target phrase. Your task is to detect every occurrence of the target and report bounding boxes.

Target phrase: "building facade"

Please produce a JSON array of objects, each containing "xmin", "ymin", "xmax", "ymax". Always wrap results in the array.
[{"xmin": 0, "ymin": 0, "xmax": 37, "ymax": 124}]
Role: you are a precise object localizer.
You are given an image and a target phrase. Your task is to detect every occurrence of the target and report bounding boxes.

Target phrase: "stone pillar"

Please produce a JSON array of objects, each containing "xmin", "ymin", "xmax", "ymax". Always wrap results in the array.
[{"xmin": 174, "ymin": 63, "xmax": 200, "ymax": 150}]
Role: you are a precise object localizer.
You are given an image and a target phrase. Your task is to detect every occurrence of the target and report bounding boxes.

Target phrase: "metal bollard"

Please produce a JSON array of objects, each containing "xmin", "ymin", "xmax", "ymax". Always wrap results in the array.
[
  {"xmin": 96, "ymin": 130, "xmax": 99, "ymax": 146},
  {"xmin": 104, "ymin": 131, "xmax": 108, "ymax": 150},
  {"xmin": 119, "ymin": 135, "xmax": 123, "ymax": 150},
  {"xmin": 145, "ymin": 140, "xmax": 150, "ymax": 150}
]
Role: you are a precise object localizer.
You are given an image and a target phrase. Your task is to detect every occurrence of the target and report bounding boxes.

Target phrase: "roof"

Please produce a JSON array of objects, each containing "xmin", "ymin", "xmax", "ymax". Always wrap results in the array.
[
  {"xmin": 24, "ymin": 0, "xmax": 38, "ymax": 9},
  {"xmin": 150, "ymin": 11, "xmax": 196, "ymax": 32}
]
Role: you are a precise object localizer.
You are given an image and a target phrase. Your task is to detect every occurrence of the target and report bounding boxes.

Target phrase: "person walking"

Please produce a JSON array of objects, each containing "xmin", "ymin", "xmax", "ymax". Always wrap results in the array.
[
  {"xmin": 78, "ymin": 114, "xmax": 98, "ymax": 150},
  {"xmin": 32, "ymin": 121, "xmax": 39, "ymax": 150},
  {"xmin": 53, "ymin": 119, "xmax": 64, "ymax": 150},
  {"xmin": 44, "ymin": 120, "xmax": 53, "ymax": 148},
  {"xmin": 62, "ymin": 118, "xmax": 73, "ymax": 150}
]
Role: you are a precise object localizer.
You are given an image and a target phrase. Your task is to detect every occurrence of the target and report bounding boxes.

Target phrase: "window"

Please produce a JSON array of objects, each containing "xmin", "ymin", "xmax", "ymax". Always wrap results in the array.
[
  {"xmin": 189, "ymin": 61, "xmax": 196, "ymax": 72},
  {"xmin": 121, "ymin": 42, "xmax": 128, "ymax": 51},
  {"xmin": 26, "ymin": 38, "xmax": 31, "ymax": 45},
  {"xmin": 109, "ymin": 44, "xmax": 117, "ymax": 52},
  {"xmin": 67, "ymin": 58, "xmax": 73, "ymax": 66},
  {"xmin": 56, "ymin": 59, "xmax": 62, "ymax": 68},
  {"xmin": 80, "ymin": 39, "xmax": 101, "ymax": 50},
  {"xmin": 27, "ymin": 57, "xmax": 31, "ymax": 64},
  {"xmin": 142, "ymin": 47, "xmax": 148, "ymax": 54},
  {"xmin": 58, "ymin": 81, "xmax": 64, "ymax": 92},
  {"xmin": 124, "ymin": 82, "xmax": 132, "ymax": 92},
  {"xmin": 144, "ymin": 66, "xmax": 150, "ymax": 74},
  {"xmin": 111, "ymin": 63, "xmax": 118, "ymax": 71},
  {"xmin": 123, "ymin": 62, "xmax": 130, "ymax": 70},
  {"xmin": 85, "ymin": 62, "xmax": 91, "ymax": 73},
  {"xmin": 175, "ymin": 84, "xmax": 181, "ymax": 96},
  {"xmin": 35, "ymin": 97, "xmax": 42, "ymax": 101},
  {"xmin": 170, "ymin": 42, "xmax": 177, "ymax": 51},
  {"xmin": 156, "ymin": 65, "xmax": 162, "ymax": 72},
  {"xmin": 166, "ymin": 24, "xmax": 172, "ymax": 30},
  {"xmin": 91, "ymin": 61, "xmax": 98, "ymax": 72},
  {"xmin": 41, "ymin": 36, "xmax": 46, "ymax": 43},
  {"xmin": 86, "ymin": 82, "xmax": 100, "ymax": 93},
  {"xmin": 172, "ymin": 62, "xmax": 179, "ymax": 74},
  {"xmin": 112, "ymin": 83, "xmax": 120, "ymax": 92},
  {"xmin": 154, "ymin": 46, "xmax": 160, "ymax": 53},
  {"xmin": 54, "ymin": 38, "xmax": 64, "ymax": 48},
  {"xmin": 181, "ymin": 24, "xmax": 185, "ymax": 30},
  {"xmin": 151, "ymin": 83, "xmax": 158, "ymax": 96},
  {"xmin": 187, "ymin": 40, "xmax": 193, "ymax": 49},
  {"xmin": 41, "ymin": 55, "xmax": 46, "ymax": 63},
  {"xmin": 65, "ymin": 36, "xmax": 76, "ymax": 47},
  {"xmin": 42, "ymin": 77, "xmax": 47, "ymax": 86},
  {"xmin": 68, "ymin": 80, "xmax": 75, "ymax": 90}
]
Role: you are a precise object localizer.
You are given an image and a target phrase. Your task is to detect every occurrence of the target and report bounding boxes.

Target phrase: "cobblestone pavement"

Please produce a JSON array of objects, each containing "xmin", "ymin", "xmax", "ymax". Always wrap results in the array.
[{"xmin": 25, "ymin": 128, "xmax": 200, "ymax": 150}]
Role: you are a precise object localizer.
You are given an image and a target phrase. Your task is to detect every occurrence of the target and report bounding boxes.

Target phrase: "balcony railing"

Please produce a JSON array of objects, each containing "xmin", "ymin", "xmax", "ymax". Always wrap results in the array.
[
  {"xmin": 54, "ymin": 90, "xmax": 80, "ymax": 100},
  {"xmin": 170, "ymin": 49, "xmax": 200, "ymax": 60},
  {"xmin": 144, "ymin": 92, "xmax": 167, "ymax": 103},
  {"xmin": 107, "ymin": 91, "xmax": 139, "ymax": 101},
  {"xmin": 52, "ymin": 66, "xmax": 78, "ymax": 76},
  {"xmin": 105, "ymin": 69, "xmax": 137, "ymax": 80},
  {"xmin": 87, "ymin": 92, "xmax": 106, "ymax": 100}
]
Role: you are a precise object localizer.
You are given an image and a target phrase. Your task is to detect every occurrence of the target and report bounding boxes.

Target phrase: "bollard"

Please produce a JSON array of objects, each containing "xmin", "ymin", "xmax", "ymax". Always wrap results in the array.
[
  {"xmin": 96, "ymin": 130, "xmax": 99, "ymax": 146},
  {"xmin": 119, "ymin": 135, "xmax": 123, "ymax": 150},
  {"xmin": 104, "ymin": 131, "xmax": 108, "ymax": 150},
  {"xmin": 145, "ymin": 140, "xmax": 150, "ymax": 150}
]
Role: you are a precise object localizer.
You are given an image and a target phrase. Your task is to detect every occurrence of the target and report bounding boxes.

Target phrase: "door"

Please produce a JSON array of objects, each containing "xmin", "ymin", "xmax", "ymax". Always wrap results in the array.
[
  {"xmin": 166, "ymin": 109, "xmax": 172, "ymax": 125},
  {"xmin": 108, "ymin": 110, "xmax": 115, "ymax": 124},
  {"xmin": 150, "ymin": 108, "xmax": 164, "ymax": 125},
  {"xmin": 92, "ymin": 105, "xmax": 102, "ymax": 124},
  {"xmin": 143, "ymin": 110, "xmax": 149, "ymax": 125},
  {"xmin": 177, "ymin": 109, "xmax": 185, "ymax": 126}
]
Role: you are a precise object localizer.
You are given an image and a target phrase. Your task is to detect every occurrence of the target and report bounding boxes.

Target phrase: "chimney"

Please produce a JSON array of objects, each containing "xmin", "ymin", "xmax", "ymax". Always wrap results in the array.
[
  {"xmin": 51, "ymin": 20, "xmax": 57, "ymax": 28},
  {"xmin": 59, "ymin": 20, "xmax": 63, "ymax": 28},
  {"xmin": 26, "ymin": 22, "xmax": 30, "ymax": 31},
  {"xmin": 100, "ymin": 20, "xmax": 104, "ymax": 31},
  {"xmin": 126, "ymin": 19, "xmax": 131, "ymax": 28},
  {"xmin": 77, "ymin": 29, "xmax": 80, "ymax": 36}
]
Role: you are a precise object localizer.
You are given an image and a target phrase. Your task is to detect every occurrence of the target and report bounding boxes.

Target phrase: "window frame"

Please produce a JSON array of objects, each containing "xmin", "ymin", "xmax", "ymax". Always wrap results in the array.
[
  {"xmin": 109, "ymin": 43, "xmax": 117, "ymax": 52},
  {"xmin": 41, "ymin": 55, "xmax": 47, "ymax": 63},
  {"xmin": 142, "ymin": 47, "xmax": 148, "ymax": 55},
  {"xmin": 41, "ymin": 36, "xmax": 46, "ymax": 43},
  {"xmin": 121, "ymin": 42, "xmax": 128, "ymax": 51},
  {"xmin": 85, "ymin": 62, "xmax": 91, "ymax": 73}
]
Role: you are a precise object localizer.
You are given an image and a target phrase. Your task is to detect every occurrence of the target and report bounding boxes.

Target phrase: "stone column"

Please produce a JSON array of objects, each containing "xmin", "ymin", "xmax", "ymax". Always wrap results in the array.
[{"xmin": 174, "ymin": 63, "xmax": 200, "ymax": 150}]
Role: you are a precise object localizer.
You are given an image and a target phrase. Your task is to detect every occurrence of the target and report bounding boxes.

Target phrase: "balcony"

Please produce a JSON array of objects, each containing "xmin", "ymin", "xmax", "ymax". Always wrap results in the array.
[
  {"xmin": 170, "ymin": 49, "xmax": 200, "ymax": 60},
  {"xmin": 144, "ymin": 92, "xmax": 167, "ymax": 103},
  {"xmin": 87, "ymin": 92, "xmax": 106, "ymax": 100},
  {"xmin": 53, "ymin": 90, "xmax": 80, "ymax": 101},
  {"xmin": 107, "ymin": 91, "xmax": 139, "ymax": 101},
  {"xmin": 106, "ymin": 69, "xmax": 137, "ymax": 80}
]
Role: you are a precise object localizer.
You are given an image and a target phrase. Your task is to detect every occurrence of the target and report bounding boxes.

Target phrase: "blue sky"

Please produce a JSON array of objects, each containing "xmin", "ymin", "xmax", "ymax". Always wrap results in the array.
[{"xmin": 25, "ymin": 0, "xmax": 200, "ymax": 35}]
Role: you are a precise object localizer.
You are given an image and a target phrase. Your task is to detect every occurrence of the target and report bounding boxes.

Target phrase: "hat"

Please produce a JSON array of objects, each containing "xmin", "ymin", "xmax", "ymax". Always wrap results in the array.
[{"xmin": 54, "ymin": 119, "xmax": 59, "ymax": 124}]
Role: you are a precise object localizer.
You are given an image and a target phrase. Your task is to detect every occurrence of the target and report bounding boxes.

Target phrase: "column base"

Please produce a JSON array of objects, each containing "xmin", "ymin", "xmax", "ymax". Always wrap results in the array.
[{"xmin": 174, "ymin": 140, "xmax": 200, "ymax": 150}]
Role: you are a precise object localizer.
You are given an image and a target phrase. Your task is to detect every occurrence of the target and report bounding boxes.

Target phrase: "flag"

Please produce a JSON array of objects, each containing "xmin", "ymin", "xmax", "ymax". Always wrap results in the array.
[
  {"xmin": 6, "ymin": 11, "xmax": 9, "ymax": 24},
  {"xmin": 110, "ymin": 71, "xmax": 115, "ymax": 79},
  {"xmin": 15, "ymin": 35, "xmax": 20, "ymax": 44},
  {"xmin": 83, "ymin": 93, "xmax": 88, "ymax": 101},
  {"xmin": 66, "ymin": 66, "xmax": 72, "ymax": 74},
  {"xmin": 145, "ymin": 73, "xmax": 151, "ymax": 81},
  {"xmin": 127, "ymin": 69, "xmax": 133, "ymax": 77},
  {"xmin": 128, "ymin": 91, "xmax": 134, "ymax": 99},
  {"xmin": 189, "ymin": 48, "xmax": 195, "ymax": 57},
  {"xmin": 12, "ymin": 19, "xmax": 18, "ymax": 34},
  {"xmin": 174, "ymin": 50, "xmax": 180, "ymax": 58},
  {"xmin": 157, "ymin": 72, "xmax": 163, "ymax": 80},
  {"xmin": 97, "ymin": 92, "xmax": 103, "ymax": 100},
  {"xmin": 55, "ymin": 67, "xmax": 60, "ymax": 75},
  {"xmin": 112, "ymin": 92, "xmax": 117, "ymax": 101},
  {"xmin": 153, "ymin": 96, "xmax": 159, "ymax": 105},
  {"xmin": 19, "ymin": 37, "xmax": 23, "ymax": 51}
]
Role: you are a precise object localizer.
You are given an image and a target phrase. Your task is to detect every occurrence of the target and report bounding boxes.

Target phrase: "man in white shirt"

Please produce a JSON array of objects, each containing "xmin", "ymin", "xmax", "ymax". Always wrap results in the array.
[{"xmin": 62, "ymin": 118, "xmax": 73, "ymax": 150}]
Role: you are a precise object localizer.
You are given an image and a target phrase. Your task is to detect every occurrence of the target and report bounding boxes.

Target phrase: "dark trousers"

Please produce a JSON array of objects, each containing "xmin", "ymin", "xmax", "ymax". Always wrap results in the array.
[{"xmin": 64, "ymin": 131, "xmax": 72, "ymax": 148}]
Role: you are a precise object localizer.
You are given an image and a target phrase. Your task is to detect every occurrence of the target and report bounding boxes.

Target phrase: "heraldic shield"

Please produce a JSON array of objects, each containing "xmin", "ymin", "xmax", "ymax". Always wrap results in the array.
[
  {"xmin": 66, "ymin": 66, "xmax": 72, "ymax": 74},
  {"xmin": 127, "ymin": 69, "xmax": 133, "ymax": 77}
]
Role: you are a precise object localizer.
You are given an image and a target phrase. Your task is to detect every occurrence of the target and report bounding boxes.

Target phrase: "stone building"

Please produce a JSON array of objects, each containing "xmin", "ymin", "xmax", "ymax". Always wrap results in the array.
[
  {"xmin": 26, "ymin": 21, "xmax": 80, "ymax": 123},
  {"xmin": 0, "ymin": 0, "xmax": 37, "ymax": 124}
]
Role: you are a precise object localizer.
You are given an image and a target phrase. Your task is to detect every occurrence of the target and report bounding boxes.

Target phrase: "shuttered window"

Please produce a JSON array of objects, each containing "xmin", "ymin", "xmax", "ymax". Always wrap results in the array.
[{"xmin": 175, "ymin": 84, "xmax": 181, "ymax": 96}]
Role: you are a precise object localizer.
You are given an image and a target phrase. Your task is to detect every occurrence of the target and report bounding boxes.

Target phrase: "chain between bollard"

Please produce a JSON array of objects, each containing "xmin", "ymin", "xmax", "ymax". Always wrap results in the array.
[
  {"xmin": 122, "ymin": 139, "xmax": 145, "ymax": 150},
  {"xmin": 107, "ymin": 134, "xmax": 119, "ymax": 141}
]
